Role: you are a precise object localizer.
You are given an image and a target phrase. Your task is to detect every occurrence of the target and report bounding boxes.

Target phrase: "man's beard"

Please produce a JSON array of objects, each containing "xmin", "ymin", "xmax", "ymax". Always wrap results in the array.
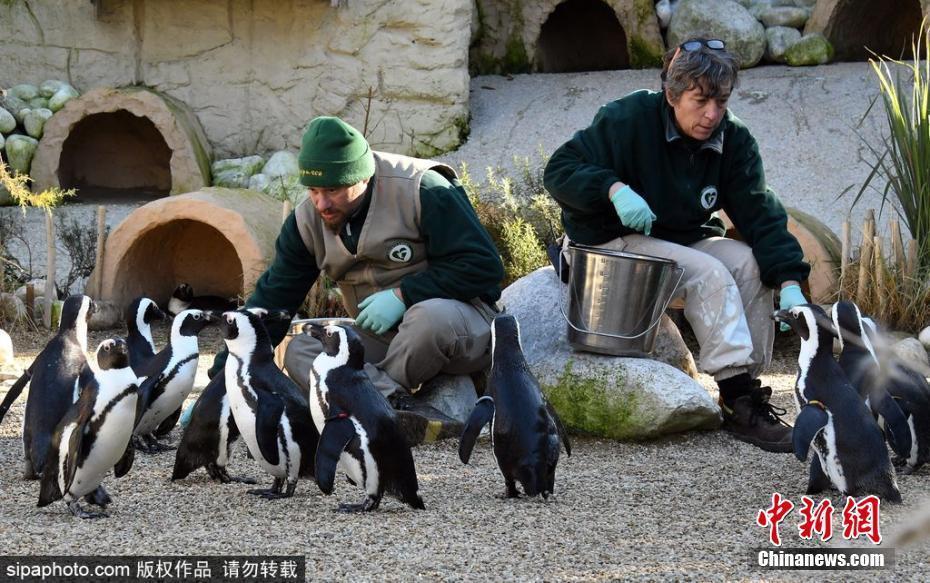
[{"xmin": 320, "ymin": 210, "xmax": 346, "ymax": 233}]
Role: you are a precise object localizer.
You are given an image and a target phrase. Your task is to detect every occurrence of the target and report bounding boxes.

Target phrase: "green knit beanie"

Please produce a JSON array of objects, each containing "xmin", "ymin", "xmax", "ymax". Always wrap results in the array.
[{"xmin": 298, "ymin": 116, "xmax": 375, "ymax": 187}]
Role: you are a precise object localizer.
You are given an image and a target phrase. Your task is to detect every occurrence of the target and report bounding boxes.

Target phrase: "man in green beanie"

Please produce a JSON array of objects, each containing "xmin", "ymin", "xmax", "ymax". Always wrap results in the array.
[{"xmin": 209, "ymin": 116, "xmax": 504, "ymax": 440}]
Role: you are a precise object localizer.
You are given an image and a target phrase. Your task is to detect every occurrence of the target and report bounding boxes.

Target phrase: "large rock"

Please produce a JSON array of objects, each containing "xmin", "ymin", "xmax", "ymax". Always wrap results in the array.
[
  {"xmin": 23, "ymin": 108, "xmax": 52, "ymax": 139},
  {"xmin": 4, "ymin": 134, "xmax": 38, "ymax": 174},
  {"xmin": 0, "ymin": 106, "xmax": 15, "ymax": 134},
  {"xmin": 669, "ymin": 0, "xmax": 766, "ymax": 68},
  {"xmin": 416, "ymin": 373, "xmax": 478, "ymax": 425},
  {"xmin": 212, "ymin": 155, "xmax": 265, "ymax": 189},
  {"xmin": 758, "ymin": 6, "xmax": 810, "ymax": 29},
  {"xmin": 765, "ymin": 26, "xmax": 802, "ymax": 63},
  {"xmin": 501, "ymin": 267, "xmax": 719, "ymax": 440},
  {"xmin": 784, "ymin": 32, "xmax": 833, "ymax": 66},
  {"xmin": 892, "ymin": 337, "xmax": 929, "ymax": 372}
]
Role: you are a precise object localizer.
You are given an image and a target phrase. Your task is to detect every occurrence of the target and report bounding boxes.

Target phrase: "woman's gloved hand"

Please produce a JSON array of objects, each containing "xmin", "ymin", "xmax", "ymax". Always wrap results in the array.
[
  {"xmin": 609, "ymin": 184, "xmax": 656, "ymax": 236},
  {"xmin": 778, "ymin": 283, "xmax": 807, "ymax": 331}
]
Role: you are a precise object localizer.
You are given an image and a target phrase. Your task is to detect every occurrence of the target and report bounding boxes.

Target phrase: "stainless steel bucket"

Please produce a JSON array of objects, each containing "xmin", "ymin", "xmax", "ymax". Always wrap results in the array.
[{"xmin": 559, "ymin": 244, "xmax": 683, "ymax": 357}]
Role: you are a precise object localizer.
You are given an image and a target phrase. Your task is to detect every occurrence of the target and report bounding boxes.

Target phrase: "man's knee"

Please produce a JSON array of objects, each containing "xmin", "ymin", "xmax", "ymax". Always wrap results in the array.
[{"xmin": 398, "ymin": 298, "xmax": 490, "ymax": 358}]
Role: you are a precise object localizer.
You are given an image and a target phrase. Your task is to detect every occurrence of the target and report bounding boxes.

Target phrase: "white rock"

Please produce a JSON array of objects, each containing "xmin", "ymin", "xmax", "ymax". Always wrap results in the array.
[
  {"xmin": 261, "ymin": 151, "xmax": 299, "ymax": 180},
  {"xmin": 501, "ymin": 266, "xmax": 719, "ymax": 440},
  {"xmin": 87, "ymin": 300, "xmax": 123, "ymax": 331},
  {"xmin": 892, "ymin": 337, "xmax": 929, "ymax": 371},
  {"xmin": 918, "ymin": 326, "xmax": 930, "ymax": 350},
  {"xmin": 0, "ymin": 328, "xmax": 13, "ymax": 364}
]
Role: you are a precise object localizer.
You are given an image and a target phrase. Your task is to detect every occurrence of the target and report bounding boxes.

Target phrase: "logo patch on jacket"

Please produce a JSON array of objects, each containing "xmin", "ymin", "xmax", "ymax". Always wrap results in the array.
[
  {"xmin": 700, "ymin": 186, "xmax": 718, "ymax": 210},
  {"xmin": 386, "ymin": 240, "xmax": 414, "ymax": 263}
]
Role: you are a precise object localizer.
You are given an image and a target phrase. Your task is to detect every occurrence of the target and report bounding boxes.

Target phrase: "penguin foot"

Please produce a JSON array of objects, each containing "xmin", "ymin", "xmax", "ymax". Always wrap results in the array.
[
  {"xmin": 206, "ymin": 464, "xmax": 257, "ymax": 485},
  {"xmin": 246, "ymin": 488, "xmax": 291, "ymax": 500},
  {"xmin": 21, "ymin": 459, "xmax": 38, "ymax": 481},
  {"xmin": 337, "ymin": 496, "xmax": 380, "ymax": 513},
  {"xmin": 68, "ymin": 501, "xmax": 108, "ymax": 519},
  {"xmin": 134, "ymin": 435, "xmax": 175, "ymax": 454},
  {"xmin": 84, "ymin": 486, "xmax": 111, "ymax": 508}
]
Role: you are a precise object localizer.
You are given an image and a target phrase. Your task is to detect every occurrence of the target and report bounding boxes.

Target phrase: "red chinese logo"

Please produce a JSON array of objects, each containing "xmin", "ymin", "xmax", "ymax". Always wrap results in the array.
[
  {"xmin": 757, "ymin": 493, "xmax": 795, "ymax": 546},
  {"xmin": 798, "ymin": 496, "xmax": 834, "ymax": 541},
  {"xmin": 842, "ymin": 495, "xmax": 882, "ymax": 544}
]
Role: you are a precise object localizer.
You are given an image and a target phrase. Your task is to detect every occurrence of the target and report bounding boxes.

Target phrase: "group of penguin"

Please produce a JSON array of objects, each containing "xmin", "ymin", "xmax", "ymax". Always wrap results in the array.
[
  {"xmin": 775, "ymin": 301, "xmax": 930, "ymax": 504},
  {"xmin": 0, "ymin": 294, "xmax": 572, "ymax": 518}
]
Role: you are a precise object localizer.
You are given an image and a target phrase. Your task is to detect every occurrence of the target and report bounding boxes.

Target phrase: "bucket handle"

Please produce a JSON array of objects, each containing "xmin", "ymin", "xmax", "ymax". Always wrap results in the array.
[{"xmin": 557, "ymin": 254, "xmax": 684, "ymax": 341}]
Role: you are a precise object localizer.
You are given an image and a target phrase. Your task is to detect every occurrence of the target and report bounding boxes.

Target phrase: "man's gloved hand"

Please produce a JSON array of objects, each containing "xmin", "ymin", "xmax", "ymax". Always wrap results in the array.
[
  {"xmin": 778, "ymin": 283, "xmax": 806, "ymax": 331},
  {"xmin": 610, "ymin": 184, "xmax": 656, "ymax": 236},
  {"xmin": 356, "ymin": 289, "xmax": 406, "ymax": 335}
]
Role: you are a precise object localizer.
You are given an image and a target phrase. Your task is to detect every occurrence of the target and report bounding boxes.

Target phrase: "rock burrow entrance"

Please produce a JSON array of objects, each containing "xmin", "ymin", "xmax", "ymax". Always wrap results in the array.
[
  {"xmin": 58, "ymin": 110, "xmax": 173, "ymax": 201},
  {"xmin": 808, "ymin": 0, "xmax": 924, "ymax": 61},
  {"xmin": 92, "ymin": 188, "xmax": 284, "ymax": 311},
  {"xmin": 536, "ymin": 0, "xmax": 629, "ymax": 73},
  {"xmin": 31, "ymin": 87, "xmax": 212, "ymax": 201}
]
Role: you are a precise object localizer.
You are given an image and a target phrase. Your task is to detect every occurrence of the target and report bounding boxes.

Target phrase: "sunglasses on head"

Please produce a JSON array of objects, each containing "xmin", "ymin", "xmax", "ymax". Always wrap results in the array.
[{"xmin": 680, "ymin": 39, "xmax": 726, "ymax": 52}]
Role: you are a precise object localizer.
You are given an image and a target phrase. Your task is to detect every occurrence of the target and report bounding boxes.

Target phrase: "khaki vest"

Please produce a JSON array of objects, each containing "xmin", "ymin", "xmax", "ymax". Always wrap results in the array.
[{"xmin": 294, "ymin": 151, "xmax": 457, "ymax": 317}]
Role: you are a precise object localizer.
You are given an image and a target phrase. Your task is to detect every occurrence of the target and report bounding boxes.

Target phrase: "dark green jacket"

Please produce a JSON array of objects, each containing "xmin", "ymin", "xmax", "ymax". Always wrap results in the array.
[
  {"xmin": 247, "ymin": 169, "xmax": 503, "ymax": 346},
  {"xmin": 543, "ymin": 90, "xmax": 809, "ymax": 288}
]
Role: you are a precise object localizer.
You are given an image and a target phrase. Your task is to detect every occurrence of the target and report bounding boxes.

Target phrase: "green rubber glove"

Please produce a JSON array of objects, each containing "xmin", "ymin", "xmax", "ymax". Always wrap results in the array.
[
  {"xmin": 610, "ymin": 185, "xmax": 656, "ymax": 236},
  {"xmin": 356, "ymin": 289, "xmax": 406, "ymax": 335},
  {"xmin": 778, "ymin": 284, "xmax": 806, "ymax": 332}
]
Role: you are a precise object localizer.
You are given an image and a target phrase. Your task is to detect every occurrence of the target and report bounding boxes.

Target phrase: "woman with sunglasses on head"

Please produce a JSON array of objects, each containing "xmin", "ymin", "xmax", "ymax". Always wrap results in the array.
[{"xmin": 544, "ymin": 37, "xmax": 810, "ymax": 453}]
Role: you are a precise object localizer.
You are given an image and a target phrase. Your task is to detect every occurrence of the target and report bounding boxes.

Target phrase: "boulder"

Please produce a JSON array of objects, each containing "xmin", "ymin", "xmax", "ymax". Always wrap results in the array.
[
  {"xmin": 759, "ymin": 6, "xmax": 810, "ymax": 28},
  {"xmin": 211, "ymin": 155, "xmax": 265, "ymax": 188},
  {"xmin": 892, "ymin": 337, "xmax": 929, "ymax": 371},
  {"xmin": 27, "ymin": 97, "xmax": 49, "ymax": 110},
  {"xmin": 248, "ymin": 173, "xmax": 271, "ymax": 193},
  {"xmin": 669, "ymin": 0, "xmax": 766, "ymax": 68},
  {"xmin": 785, "ymin": 32, "xmax": 833, "ymax": 66},
  {"xmin": 23, "ymin": 108, "xmax": 52, "ymax": 140},
  {"xmin": 38, "ymin": 80, "xmax": 68, "ymax": 98},
  {"xmin": 8, "ymin": 84, "xmax": 38, "ymax": 102},
  {"xmin": 918, "ymin": 326, "xmax": 930, "ymax": 351},
  {"xmin": 4, "ymin": 134, "xmax": 38, "ymax": 174},
  {"xmin": 416, "ymin": 373, "xmax": 478, "ymax": 425},
  {"xmin": 87, "ymin": 300, "xmax": 123, "ymax": 331},
  {"xmin": 261, "ymin": 151, "xmax": 299, "ymax": 180},
  {"xmin": 765, "ymin": 26, "xmax": 801, "ymax": 63},
  {"xmin": 501, "ymin": 267, "xmax": 719, "ymax": 440},
  {"xmin": 0, "ymin": 106, "xmax": 15, "ymax": 134},
  {"xmin": 48, "ymin": 85, "xmax": 79, "ymax": 113},
  {"xmin": 0, "ymin": 293, "xmax": 26, "ymax": 324}
]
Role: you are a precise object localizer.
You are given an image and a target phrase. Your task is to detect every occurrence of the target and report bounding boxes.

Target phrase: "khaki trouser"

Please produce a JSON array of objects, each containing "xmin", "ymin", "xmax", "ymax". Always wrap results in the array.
[
  {"xmin": 596, "ymin": 234, "xmax": 774, "ymax": 381},
  {"xmin": 284, "ymin": 298, "xmax": 496, "ymax": 396}
]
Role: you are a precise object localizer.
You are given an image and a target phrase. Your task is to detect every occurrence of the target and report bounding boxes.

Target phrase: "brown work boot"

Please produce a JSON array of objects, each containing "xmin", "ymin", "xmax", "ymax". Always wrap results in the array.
[{"xmin": 720, "ymin": 382, "xmax": 793, "ymax": 453}]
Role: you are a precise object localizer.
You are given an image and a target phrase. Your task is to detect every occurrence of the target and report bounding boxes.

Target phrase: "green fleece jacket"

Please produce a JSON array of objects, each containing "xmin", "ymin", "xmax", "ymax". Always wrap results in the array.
[{"xmin": 543, "ymin": 90, "xmax": 809, "ymax": 288}]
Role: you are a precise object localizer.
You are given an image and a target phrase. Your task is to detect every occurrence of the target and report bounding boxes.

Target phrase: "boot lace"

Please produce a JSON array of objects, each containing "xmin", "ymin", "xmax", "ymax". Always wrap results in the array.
[{"xmin": 748, "ymin": 381, "xmax": 789, "ymax": 427}]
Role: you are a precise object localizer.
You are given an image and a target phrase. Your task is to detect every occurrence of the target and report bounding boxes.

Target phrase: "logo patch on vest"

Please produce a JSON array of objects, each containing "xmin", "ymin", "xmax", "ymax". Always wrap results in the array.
[
  {"xmin": 387, "ymin": 241, "xmax": 414, "ymax": 263},
  {"xmin": 700, "ymin": 186, "xmax": 718, "ymax": 210}
]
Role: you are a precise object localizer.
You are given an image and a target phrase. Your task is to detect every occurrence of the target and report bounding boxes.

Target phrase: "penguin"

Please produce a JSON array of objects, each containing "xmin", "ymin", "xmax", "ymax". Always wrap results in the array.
[
  {"xmin": 305, "ymin": 322, "xmax": 424, "ymax": 512},
  {"xmin": 132, "ymin": 309, "xmax": 214, "ymax": 452},
  {"xmin": 458, "ymin": 313, "xmax": 571, "ymax": 498},
  {"xmin": 38, "ymin": 338, "xmax": 139, "ymax": 518},
  {"xmin": 833, "ymin": 300, "xmax": 930, "ymax": 474},
  {"xmin": 125, "ymin": 296, "xmax": 178, "ymax": 440},
  {"xmin": 0, "ymin": 295, "xmax": 95, "ymax": 480},
  {"xmin": 220, "ymin": 309, "xmax": 318, "ymax": 499},
  {"xmin": 774, "ymin": 304, "xmax": 902, "ymax": 503},
  {"xmin": 172, "ymin": 308, "xmax": 291, "ymax": 484},
  {"xmin": 125, "ymin": 296, "xmax": 167, "ymax": 375},
  {"xmin": 831, "ymin": 300, "xmax": 915, "ymax": 461},
  {"xmin": 168, "ymin": 283, "xmax": 238, "ymax": 317}
]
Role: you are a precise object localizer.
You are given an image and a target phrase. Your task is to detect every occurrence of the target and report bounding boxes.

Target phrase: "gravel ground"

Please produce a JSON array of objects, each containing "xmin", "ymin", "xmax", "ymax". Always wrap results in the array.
[{"xmin": 0, "ymin": 324, "xmax": 928, "ymax": 581}]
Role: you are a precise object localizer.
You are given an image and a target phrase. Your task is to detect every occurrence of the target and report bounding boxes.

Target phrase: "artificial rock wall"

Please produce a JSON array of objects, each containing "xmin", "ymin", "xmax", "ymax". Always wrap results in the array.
[{"xmin": 0, "ymin": 0, "xmax": 472, "ymax": 159}]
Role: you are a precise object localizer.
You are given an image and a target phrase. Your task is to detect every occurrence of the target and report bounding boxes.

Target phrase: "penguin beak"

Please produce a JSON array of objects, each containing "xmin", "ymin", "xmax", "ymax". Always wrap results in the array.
[
  {"xmin": 154, "ymin": 307, "xmax": 168, "ymax": 321},
  {"xmin": 304, "ymin": 323, "xmax": 325, "ymax": 340},
  {"xmin": 202, "ymin": 311, "xmax": 218, "ymax": 323},
  {"xmin": 772, "ymin": 309, "xmax": 790, "ymax": 323}
]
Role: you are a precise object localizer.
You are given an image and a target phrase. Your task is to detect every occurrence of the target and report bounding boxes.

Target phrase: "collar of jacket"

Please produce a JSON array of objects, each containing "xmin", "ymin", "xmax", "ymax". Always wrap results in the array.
[{"xmin": 661, "ymin": 95, "xmax": 725, "ymax": 154}]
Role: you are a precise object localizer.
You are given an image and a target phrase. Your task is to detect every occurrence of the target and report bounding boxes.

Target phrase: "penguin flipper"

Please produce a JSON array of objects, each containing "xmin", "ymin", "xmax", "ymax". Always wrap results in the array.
[
  {"xmin": 0, "ymin": 367, "xmax": 32, "ymax": 424},
  {"xmin": 792, "ymin": 406, "xmax": 829, "ymax": 462},
  {"xmin": 459, "ymin": 397, "xmax": 495, "ymax": 465},
  {"xmin": 114, "ymin": 443, "xmax": 135, "ymax": 478},
  {"xmin": 873, "ymin": 392, "xmax": 913, "ymax": 457},
  {"xmin": 256, "ymin": 394, "xmax": 285, "ymax": 466},
  {"xmin": 315, "ymin": 416, "xmax": 356, "ymax": 495},
  {"xmin": 154, "ymin": 406, "xmax": 182, "ymax": 438},
  {"xmin": 546, "ymin": 400, "xmax": 572, "ymax": 457}
]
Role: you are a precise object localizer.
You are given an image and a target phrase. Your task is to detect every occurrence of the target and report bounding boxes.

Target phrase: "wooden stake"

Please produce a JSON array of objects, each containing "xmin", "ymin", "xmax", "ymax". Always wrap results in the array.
[
  {"xmin": 890, "ymin": 219, "xmax": 906, "ymax": 273},
  {"xmin": 25, "ymin": 283, "xmax": 34, "ymax": 322},
  {"xmin": 907, "ymin": 239, "xmax": 919, "ymax": 277},
  {"xmin": 873, "ymin": 235, "xmax": 884, "ymax": 317},
  {"xmin": 89, "ymin": 205, "xmax": 107, "ymax": 297},
  {"xmin": 840, "ymin": 220, "xmax": 850, "ymax": 291},
  {"xmin": 44, "ymin": 213, "xmax": 55, "ymax": 329},
  {"xmin": 857, "ymin": 215, "xmax": 875, "ymax": 303}
]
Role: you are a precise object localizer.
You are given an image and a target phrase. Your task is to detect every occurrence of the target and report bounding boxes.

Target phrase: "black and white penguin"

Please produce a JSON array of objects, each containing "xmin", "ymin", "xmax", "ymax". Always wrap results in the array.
[
  {"xmin": 458, "ymin": 313, "xmax": 571, "ymax": 498},
  {"xmin": 132, "ymin": 309, "xmax": 214, "ymax": 452},
  {"xmin": 125, "ymin": 296, "xmax": 167, "ymax": 375},
  {"xmin": 774, "ymin": 304, "xmax": 902, "ymax": 503},
  {"xmin": 305, "ymin": 322, "xmax": 424, "ymax": 512},
  {"xmin": 172, "ymin": 308, "xmax": 291, "ymax": 484},
  {"xmin": 0, "ymin": 295, "xmax": 95, "ymax": 479},
  {"xmin": 168, "ymin": 283, "xmax": 238, "ymax": 317},
  {"xmin": 38, "ymin": 338, "xmax": 139, "ymax": 518},
  {"xmin": 833, "ymin": 300, "xmax": 930, "ymax": 473},
  {"xmin": 221, "ymin": 309, "xmax": 318, "ymax": 499},
  {"xmin": 831, "ymin": 300, "xmax": 914, "ymax": 460}
]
